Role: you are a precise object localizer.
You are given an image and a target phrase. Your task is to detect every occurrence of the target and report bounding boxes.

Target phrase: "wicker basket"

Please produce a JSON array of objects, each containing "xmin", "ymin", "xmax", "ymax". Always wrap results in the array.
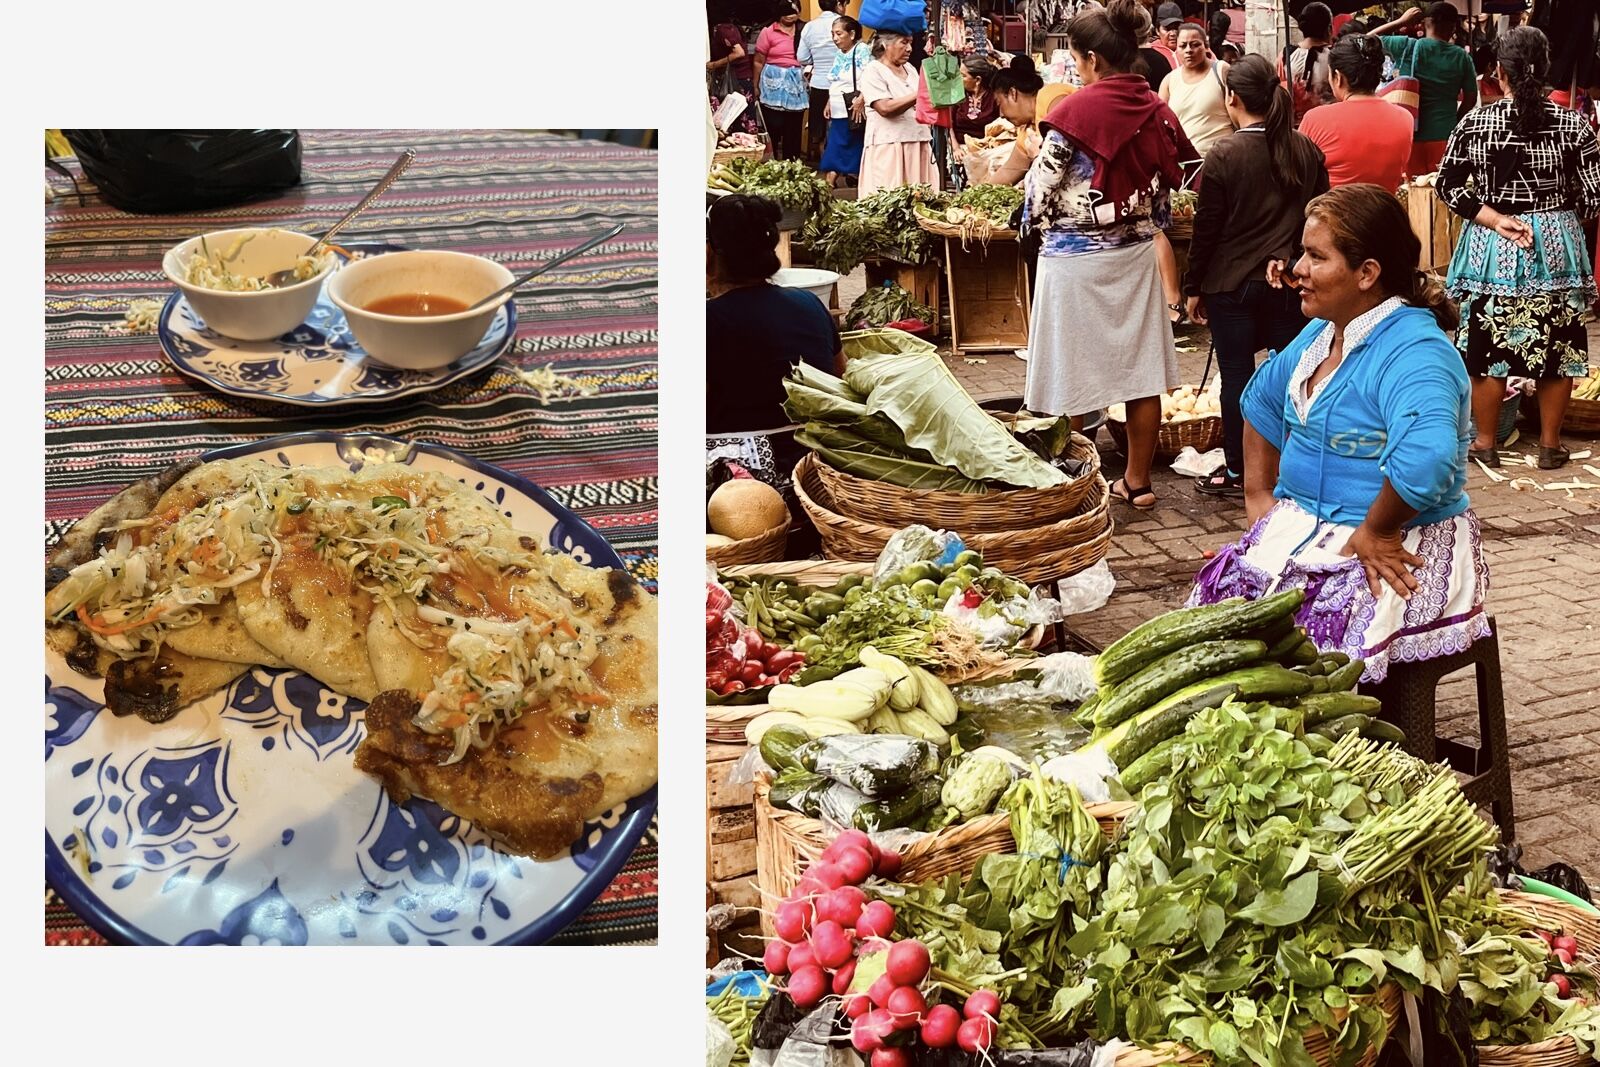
[
  {"xmin": 914, "ymin": 214, "xmax": 1019, "ymax": 242},
  {"xmin": 753, "ymin": 777, "xmax": 1134, "ymax": 934},
  {"xmin": 794, "ymin": 454, "xmax": 1113, "ymax": 584},
  {"xmin": 1522, "ymin": 390, "xmax": 1600, "ymax": 436},
  {"xmin": 712, "ymin": 144, "xmax": 766, "ymax": 166},
  {"xmin": 1114, "ymin": 983, "xmax": 1402, "ymax": 1067},
  {"xmin": 1105, "ymin": 413, "xmax": 1224, "ymax": 462},
  {"xmin": 807, "ymin": 432, "xmax": 1101, "ymax": 530},
  {"xmin": 1476, "ymin": 891, "xmax": 1600, "ymax": 1067},
  {"xmin": 1167, "ymin": 213, "xmax": 1194, "ymax": 243},
  {"xmin": 706, "ymin": 512, "xmax": 791, "ymax": 568}
]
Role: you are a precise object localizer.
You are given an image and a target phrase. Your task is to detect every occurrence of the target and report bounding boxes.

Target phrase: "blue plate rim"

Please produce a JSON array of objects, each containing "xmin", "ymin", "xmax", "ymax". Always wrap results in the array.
[
  {"xmin": 44, "ymin": 431, "xmax": 658, "ymax": 946},
  {"xmin": 156, "ymin": 244, "xmax": 515, "ymax": 408}
]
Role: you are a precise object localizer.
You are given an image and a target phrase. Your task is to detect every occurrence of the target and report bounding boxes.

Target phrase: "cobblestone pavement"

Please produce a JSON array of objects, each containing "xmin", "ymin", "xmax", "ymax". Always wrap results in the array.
[{"xmin": 927, "ymin": 320, "xmax": 1600, "ymax": 882}]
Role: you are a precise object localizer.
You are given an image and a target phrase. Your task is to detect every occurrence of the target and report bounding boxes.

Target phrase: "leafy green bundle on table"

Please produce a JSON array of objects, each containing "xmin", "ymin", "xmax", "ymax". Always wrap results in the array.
[
  {"xmin": 846, "ymin": 282, "xmax": 933, "ymax": 330},
  {"xmin": 800, "ymin": 184, "xmax": 937, "ymax": 274},
  {"xmin": 706, "ymin": 158, "xmax": 833, "ymax": 227}
]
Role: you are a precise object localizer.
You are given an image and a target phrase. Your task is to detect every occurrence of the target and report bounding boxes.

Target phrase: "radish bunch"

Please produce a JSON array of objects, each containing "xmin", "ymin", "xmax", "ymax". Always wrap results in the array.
[
  {"xmin": 1533, "ymin": 928, "xmax": 1587, "ymax": 1000},
  {"xmin": 765, "ymin": 832, "xmax": 1002, "ymax": 1063}
]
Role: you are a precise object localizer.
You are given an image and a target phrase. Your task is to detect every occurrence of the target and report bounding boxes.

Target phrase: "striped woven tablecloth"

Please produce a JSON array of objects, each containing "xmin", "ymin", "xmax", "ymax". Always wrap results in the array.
[{"xmin": 44, "ymin": 129, "xmax": 658, "ymax": 945}]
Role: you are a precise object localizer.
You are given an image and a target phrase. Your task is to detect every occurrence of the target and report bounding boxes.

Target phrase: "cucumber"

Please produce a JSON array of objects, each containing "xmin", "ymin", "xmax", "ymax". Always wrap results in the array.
[
  {"xmin": 768, "ymin": 768, "xmax": 829, "ymax": 815},
  {"xmin": 1266, "ymin": 627, "xmax": 1308, "ymax": 661},
  {"xmin": 1095, "ymin": 590, "xmax": 1305, "ymax": 687},
  {"xmin": 1298, "ymin": 659, "xmax": 1329, "ymax": 677},
  {"xmin": 1321, "ymin": 651, "xmax": 1351, "ymax": 667},
  {"xmin": 1247, "ymin": 614, "xmax": 1299, "ymax": 645},
  {"xmin": 1294, "ymin": 692, "xmax": 1382, "ymax": 726},
  {"xmin": 796, "ymin": 734, "xmax": 939, "ymax": 795},
  {"xmin": 1325, "ymin": 659, "xmax": 1366, "ymax": 692},
  {"xmin": 1309, "ymin": 675, "xmax": 1330, "ymax": 693},
  {"xmin": 1310, "ymin": 713, "xmax": 1373, "ymax": 740},
  {"xmin": 759, "ymin": 724, "xmax": 813, "ymax": 772},
  {"xmin": 1105, "ymin": 680, "xmax": 1241, "ymax": 768},
  {"xmin": 1094, "ymin": 639, "xmax": 1269, "ymax": 731},
  {"xmin": 851, "ymin": 777, "xmax": 943, "ymax": 832},
  {"xmin": 1362, "ymin": 719, "xmax": 1409, "ymax": 745},
  {"xmin": 1119, "ymin": 735, "xmax": 1185, "ymax": 793},
  {"xmin": 1073, "ymin": 692, "xmax": 1104, "ymax": 729}
]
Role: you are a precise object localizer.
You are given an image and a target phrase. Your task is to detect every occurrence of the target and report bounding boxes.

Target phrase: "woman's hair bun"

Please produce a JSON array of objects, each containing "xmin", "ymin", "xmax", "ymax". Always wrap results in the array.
[{"xmin": 1105, "ymin": 0, "xmax": 1150, "ymax": 40}]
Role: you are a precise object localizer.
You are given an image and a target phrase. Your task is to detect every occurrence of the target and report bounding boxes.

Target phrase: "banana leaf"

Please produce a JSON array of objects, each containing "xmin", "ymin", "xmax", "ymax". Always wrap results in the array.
[
  {"xmin": 795, "ymin": 432, "xmax": 990, "ymax": 493},
  {"xmin": 800, "ymin": 421, "xmax": 938, "ymax": 464},
  {"xmin": 783, "ymin": 378, "xmax": 868, "ymax": 424},
  {"xmin": 791, "ymin": 362, "xmax": 865, "ymax": 402},
  {"xmin": 1008, "ymin": 414, "xmax": 1074, "ymax": 461},
  {"xmin": 842, "ymin": 332, "xmax": 1067, "ymax": 489}
]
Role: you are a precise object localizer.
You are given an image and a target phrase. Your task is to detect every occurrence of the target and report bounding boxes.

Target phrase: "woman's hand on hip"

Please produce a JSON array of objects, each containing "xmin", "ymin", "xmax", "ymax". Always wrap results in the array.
[{"xmin": 1341, "ymin": 523, "xmax": 1424, "ymax": 599}]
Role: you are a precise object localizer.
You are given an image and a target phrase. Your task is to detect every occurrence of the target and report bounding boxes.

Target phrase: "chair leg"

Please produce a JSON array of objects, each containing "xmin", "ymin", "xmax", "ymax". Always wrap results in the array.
[{"xmin": 1474, "ymin": 623, "xmax": 1515, "ymax": 842}]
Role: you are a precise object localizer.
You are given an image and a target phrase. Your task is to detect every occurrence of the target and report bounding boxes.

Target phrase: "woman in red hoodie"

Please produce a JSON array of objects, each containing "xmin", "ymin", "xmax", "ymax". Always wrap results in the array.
[{"xmin": 1021, "ymin": 0, "xmax": 1200, "ymax": 510}]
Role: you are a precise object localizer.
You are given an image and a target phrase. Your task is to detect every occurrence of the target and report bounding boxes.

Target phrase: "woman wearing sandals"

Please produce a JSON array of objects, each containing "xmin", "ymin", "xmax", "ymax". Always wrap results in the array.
[
  {"xmin": 1191, "ymin": 183, "xmax": 1489, "ymax": 683},
  {"xmin": 1435, "ymin": 26, "xmax": 1600, "ymax": 471},
  {"xmin": 1021, "ymin": 0, "xmax": 1199, "ymax": 511},
  {"xmin": 1184, "ymin": 54, "xmax": 1328, "ymax": 498}
]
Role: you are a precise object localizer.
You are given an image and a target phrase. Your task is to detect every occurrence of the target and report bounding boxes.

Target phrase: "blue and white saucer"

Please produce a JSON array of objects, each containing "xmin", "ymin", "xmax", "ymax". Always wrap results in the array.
[
  {"xmin": 157, "ymin": 246, "xmax": 514, "ymax": 407},
  {"xmin": 45, "ymin": 433, "xmax": 656, "ymax": 945}
]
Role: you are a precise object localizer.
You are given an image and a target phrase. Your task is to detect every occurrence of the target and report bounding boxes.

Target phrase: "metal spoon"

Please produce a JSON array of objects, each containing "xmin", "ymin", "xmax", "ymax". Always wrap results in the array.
[
  {"xmin": 263, "ymin": 148, "xmax": 417, "ymax": 288},
  {"xmin": 466, "ymin": 222, "xmax": 626, "ymax": 311}
]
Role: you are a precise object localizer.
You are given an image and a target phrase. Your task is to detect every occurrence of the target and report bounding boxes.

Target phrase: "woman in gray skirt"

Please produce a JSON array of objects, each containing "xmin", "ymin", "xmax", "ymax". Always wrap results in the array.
[{"xmin": 1022, "ymin": 0, "xmax": 1199, "ymax": 508}]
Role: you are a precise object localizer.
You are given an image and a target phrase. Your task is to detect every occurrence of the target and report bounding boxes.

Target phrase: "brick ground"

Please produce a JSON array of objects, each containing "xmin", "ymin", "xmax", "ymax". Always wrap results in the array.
[{"xmin": 858, "ymin": 294, "xmax": 1600, "ymax": 883}]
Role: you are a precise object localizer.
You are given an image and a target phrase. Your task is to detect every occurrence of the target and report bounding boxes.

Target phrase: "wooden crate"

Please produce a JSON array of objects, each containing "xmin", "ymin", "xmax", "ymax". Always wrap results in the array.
[
  {"xmin": 864, "ymin": 258, "xmax": 943, "ymax": 335},
  {"xmin": 706, "ymin": 741, "xmax": 760, "ymax": 950},
  {"xmin": 1407, "ymin": 183, "xmax": 1464, "ymax": 273},
  {"xmin": 944, "ymin": 236, "xmax": 1030, "ymax": 352}
]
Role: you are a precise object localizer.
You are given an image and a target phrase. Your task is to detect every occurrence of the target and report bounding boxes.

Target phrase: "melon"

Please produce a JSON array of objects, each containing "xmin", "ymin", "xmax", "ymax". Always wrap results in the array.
[{"xmin": 707, "ymin": 479, "xmax": 787, "ymax": 540}]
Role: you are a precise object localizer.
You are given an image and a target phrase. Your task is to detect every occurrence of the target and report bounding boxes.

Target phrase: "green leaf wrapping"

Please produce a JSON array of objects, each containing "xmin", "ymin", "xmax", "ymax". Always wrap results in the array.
[
  {"xmin": 794, "ymin": 431, "xmax": 991, "ymax": 493},
  {"xmin": 841, "ymin": 333, "xmax": 1067, "ymax": 489}
]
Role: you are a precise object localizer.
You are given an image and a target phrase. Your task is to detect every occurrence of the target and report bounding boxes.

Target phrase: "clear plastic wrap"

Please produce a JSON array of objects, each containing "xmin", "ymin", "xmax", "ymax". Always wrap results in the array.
[
  {"xmin": 956, "ymin": 651, "xmax": 1100, "ymax": 708},
  {"xmin": 943, "ymin": 586, "xmax": 1065, "ymax": 647},
  {"xmin": 920, "ymin": 1039, "xmax": 1130, "ymax": 1066},
  {"xmin": 796, "ymin": 734, "xmax": 939, "ymax": 796},
  {"xmin": 1054, "ymin": 560, "xmax": 1116, "ymax": 617},
  {"xmin": 871, "ymin": 524, "xmax": 964, "ymax": 585},
  {"xmin": 706, "ymin": 1011, "xmax": 736, "ymax": 1067},
  {"xmin": 1040, "ymin": 747, "xmax": 1119, "ymax": 803}
]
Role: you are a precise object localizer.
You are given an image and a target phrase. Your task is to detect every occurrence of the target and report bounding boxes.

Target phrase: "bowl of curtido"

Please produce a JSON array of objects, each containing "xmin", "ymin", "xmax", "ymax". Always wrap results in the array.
[{"xmin": 162, "ymin": 227, "xmax": 339, "ymax": 342}]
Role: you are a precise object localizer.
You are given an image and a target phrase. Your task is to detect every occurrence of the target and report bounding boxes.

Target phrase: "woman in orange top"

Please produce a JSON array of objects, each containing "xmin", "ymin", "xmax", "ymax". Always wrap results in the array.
[{"xmin": 1298, "ymin": 34, "xmax": 1414, "ymax": 190}]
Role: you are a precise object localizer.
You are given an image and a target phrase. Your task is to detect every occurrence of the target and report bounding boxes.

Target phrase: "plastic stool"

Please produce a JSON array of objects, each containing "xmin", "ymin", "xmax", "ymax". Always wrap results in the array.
[{"xmin": 1359, "ymin": 617, "xmax": 1515, "ymax": 842}]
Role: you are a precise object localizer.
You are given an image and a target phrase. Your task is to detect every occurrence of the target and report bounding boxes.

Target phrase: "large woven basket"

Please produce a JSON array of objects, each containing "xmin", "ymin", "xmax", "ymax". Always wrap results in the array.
[
  {"xmin": 1105, "ymin": 413, "xmax": 1224, "ymax": 462},
  {"xmin": 807, "ymin": 432, "xmax": 1101, "ymax": 530},
  {"xmin": 914, "ymin": 214, "xmax": 1019, "ymax": 242},
  {"xmin": 712, "ymin": 143, "xmax": 766, "ymax": 166},
  {"xmin": 706, "ymin": 512, "xmax": 791, "ymax": 568},
  {"xmin": 1477, "ymin": 890, "xmax": 1600, "ymax": 1067},
  {"xmin": 1113, "ymin": 983, "xmax": 1402, "ymax": 1067},
  {"xmin": 1521, "ymin": 390, "xmax": 1600, "ymax": 436},
  {"xmin": 752, "ymin": 776, "xmax": 1133, "ymax": 934},
  {"xmin": 794, "ymin": 454, "xmax": 1113, "ymax": 584}
]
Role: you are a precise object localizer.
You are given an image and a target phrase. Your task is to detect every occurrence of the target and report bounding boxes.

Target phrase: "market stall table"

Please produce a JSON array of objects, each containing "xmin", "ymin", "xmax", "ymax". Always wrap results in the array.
[{"xmin": 43, "ymin": 129, "xmax": 659, "ymax": 946}]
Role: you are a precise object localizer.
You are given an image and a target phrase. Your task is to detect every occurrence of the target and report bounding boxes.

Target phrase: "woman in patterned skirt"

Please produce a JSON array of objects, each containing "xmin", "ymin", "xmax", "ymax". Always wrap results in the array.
[{"xmin": 1436, "ymin": 26, "xmax": 1600, "ymax": 470}]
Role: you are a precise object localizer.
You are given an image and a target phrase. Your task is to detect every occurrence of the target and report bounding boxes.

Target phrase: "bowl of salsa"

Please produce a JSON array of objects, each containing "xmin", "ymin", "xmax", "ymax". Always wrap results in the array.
[{"xmin": 327, "ymin": 249, "xmax": 514, "ymax": 370}]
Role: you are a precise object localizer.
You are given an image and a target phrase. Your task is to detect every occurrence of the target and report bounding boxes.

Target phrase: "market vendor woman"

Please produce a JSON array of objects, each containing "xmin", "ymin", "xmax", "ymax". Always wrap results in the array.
[{"xmin": 1191, "ymin": 183, "xmax": 1490, "ymax": 681}]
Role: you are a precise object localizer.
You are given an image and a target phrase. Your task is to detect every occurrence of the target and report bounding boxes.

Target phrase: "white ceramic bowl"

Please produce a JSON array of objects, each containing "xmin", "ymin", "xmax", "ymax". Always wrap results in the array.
[
  {"xmin": 771, "ymin": 267, "xmax": 841, "ymax": 304},
  {"xmin": 162, "ymin": 227, "xmax": 336, "ymax": 342},
  {"xmin": 326, "ymin": 251, "xmax": 514, "ymax": 370}
]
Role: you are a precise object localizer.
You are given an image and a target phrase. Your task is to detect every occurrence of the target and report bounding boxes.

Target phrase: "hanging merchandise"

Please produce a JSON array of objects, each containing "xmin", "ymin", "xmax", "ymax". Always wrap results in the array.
[
  {"xmin": 859, "ymin": 0, "xmax": 927, "ymax": 35},
  {"xmin": 924, "ymin": 45, "xmax": 967, "ymax": 107}
]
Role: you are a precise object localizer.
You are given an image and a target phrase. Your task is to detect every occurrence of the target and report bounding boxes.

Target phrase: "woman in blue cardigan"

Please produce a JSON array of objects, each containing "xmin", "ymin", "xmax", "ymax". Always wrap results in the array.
[{"xmin": 1191, "ymin": 183, "xmax": 1490, "ymax": 682}]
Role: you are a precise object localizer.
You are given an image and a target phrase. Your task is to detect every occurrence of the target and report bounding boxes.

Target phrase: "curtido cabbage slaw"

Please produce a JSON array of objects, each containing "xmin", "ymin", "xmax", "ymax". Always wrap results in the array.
[
  {"xmin": 182, "ymin": 230, "xmax": 336, "ymax": 292},
  {"xmin": 49, "ymin": 467, "xmax": 603, "ymax": 763}
]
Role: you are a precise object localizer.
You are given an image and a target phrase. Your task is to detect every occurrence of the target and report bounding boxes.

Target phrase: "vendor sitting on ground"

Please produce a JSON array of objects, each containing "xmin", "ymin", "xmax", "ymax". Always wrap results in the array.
[
  {"xmin": 1190, "ymin": 183, "xmax": 1489, "ymax": 682},
  {"xmin": 707, "ymin": 193, "xmax": 843, "ymax": 437}
]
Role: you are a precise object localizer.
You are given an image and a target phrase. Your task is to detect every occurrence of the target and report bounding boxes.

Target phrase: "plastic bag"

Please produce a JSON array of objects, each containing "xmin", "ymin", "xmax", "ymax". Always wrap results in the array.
[
  {"xmin": 1055, "ymin": 561, "xmax": 1116, "ymax": 617},
  {"xmin": 1170, "ymin": 446, "xmax": 1226, "ymax": 478},
  {"xmin": 921, "ymin": 1038, "xmax": 1129, "ymax": 1066},
  {"xmin": 1040, "ymin": 747, "xmax": 1119, "ymax": 803},
  {"xmin": 751, "ymin": 1003, "xmax": 853, "ymax": 1067},
  {"xmin": 797, "ymin": 734, "xmax": 940, "ymax": 796},
  {"xmin": 63, "ymin": 130, "xmax": 301, "ymax": 214},
  {"xmin": 964, "ymin": 651, "xmax": 1099, "ymax": 705},
  {"xmin": 871, "ymin": 525, "xmax": 964, "ymax": 585},
  {"xmin": 944, "ymin": 586, "xmax": 1064, "ymax": 647},
  {"xmin": 859, "ymin": 0, "xmax": 927, "ymax": 35},
  {"xmin": 707, "ymin": 1010, "xmax": 736, "ymax": 1067}
]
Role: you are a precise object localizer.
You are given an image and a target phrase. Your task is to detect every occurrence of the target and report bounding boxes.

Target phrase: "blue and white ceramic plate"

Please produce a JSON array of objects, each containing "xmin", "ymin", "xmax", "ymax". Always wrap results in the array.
[
  {"xmin": 157, "ymin": 245, "xmax": 515, "ymax": 407},
  {"xmin": 45, "ymin": 433, "xmax": 656, "ymax": 945}
]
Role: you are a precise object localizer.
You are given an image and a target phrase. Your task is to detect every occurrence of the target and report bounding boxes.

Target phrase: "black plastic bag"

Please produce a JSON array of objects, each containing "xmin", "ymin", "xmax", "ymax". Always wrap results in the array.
[
  {"xmin": 62, "ymin": 130, "xmax": 302, "ymax": 214},
  {"xmin": 922, "ymin": 1039, "xmax": 1111, "ymax": 1066},
  {"xmin": 1488, "ymin": 843, "xmax": 1595, "ymax": 904}
]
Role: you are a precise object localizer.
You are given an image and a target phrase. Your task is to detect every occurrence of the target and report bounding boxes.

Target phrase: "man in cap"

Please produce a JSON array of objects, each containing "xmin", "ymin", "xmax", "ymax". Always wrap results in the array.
[{"xmin": 1152, "ymin": 2, "xmax": 1185, "ymax": 65}]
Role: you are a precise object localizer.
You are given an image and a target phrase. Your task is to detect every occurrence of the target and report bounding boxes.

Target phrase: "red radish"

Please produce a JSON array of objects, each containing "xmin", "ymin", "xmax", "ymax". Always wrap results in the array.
[
  {"xmin": 811, "ymin": 920, "xmax": 854, "ymax": 969},
  {"xmin": 775, "ymin": 901, "xmax": 809, "ymax": 942},
  {"xmin": 810, "ymin": 861, "xmax": 848, "ymax": 891},
  {"xmin": 1554, "ymin": 935, "xmax": 1579, "ymax": 955},
  {"xmin": 826, "ymin": 885, "xmax": 867, "ymax": 928},
  {"xmin": 825, "ymin": 829, "xmax": 879, "ymax": 863},
  {"xmin": 958, "ymin": 1016, "xmax": 995, "ymax": 1052},
  {"xmin": 763, "ymin": 939, "xmax": 790, "ymax": 976},
  {"xmin": 870, "ymin": 1049, "xmax": 910, "ymax": 1067},
  {"xmin": 788, "ymin": 964, "xmax": 828, "ymax": 1009},
  {"xmin": 876, "ymin": 849, "xmax": 903, "ymax": 879},
  {"xmin": 857, "ymin": 900, "xmax": 897, "ymax": 939},
  {"xmin": 832, "ymin": 959, "xmax": 858, "ymax": 996},
  {"xmin": 964, "ymin": 989, "xmax": 1001, "ymax": 1021},
  {"xmin": 1555, "ymin": 948, "xmax": 1576, "ymax": 966},
  {"xmin": 795, "ymin": 873, "xmax": 828, "ymax": 899},
  {"xmin": 1536, "ymin": 930, "xmax": 1556, "ymax": 947},
  {"xmin": 886, "ymin": 939, "xmax": 931, "ymax": 986},
  {"xmin": 921, "ymin": 1004, "xmax": 962, "ymax": 1048},
  {"xmin": 843, "ymin": 993, "xmax": 871, "ymax": 1019},
  {"xmin": 1552, "ymin": 974, "xmax": 1573, "ymax": 998},
  {"xmin": 834, "ymin": 847, "xmax": 876, "ymax": 886},
  {"xmin": 788, "ymin": 943, "xmax": 816, "ymax": 972},
  {"xmin": 886, "ymin": 985, "xmax": 927, "ymax": 1029},
  {"xmin": 868, "ymin": 974, "xmax": 896, "ymax": 1009},
  {"xmin": 851, "ymin": 1010, "xmax": 896, "ymax": 1053}
]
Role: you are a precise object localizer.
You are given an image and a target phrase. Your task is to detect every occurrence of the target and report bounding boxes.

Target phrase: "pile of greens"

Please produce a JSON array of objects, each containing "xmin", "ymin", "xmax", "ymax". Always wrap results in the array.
[
  {"xmin": 784, "ymin": 329, "xmax": 1073, "ymax": 493},
  {"xmin": 800, "ymin": 184, "xmax": 936, "ymax": 274},
  {"xmin": 707, "ymin": 158, "xmax": 833, "ymax": 228},
  {"xmin": 846, "ymin": 282, "xmax": 933, "ymax": 330}
]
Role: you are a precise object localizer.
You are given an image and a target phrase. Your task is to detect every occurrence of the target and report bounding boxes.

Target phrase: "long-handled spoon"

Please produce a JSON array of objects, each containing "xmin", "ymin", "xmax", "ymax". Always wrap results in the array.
[
  {"xmin": 466, "ymin": 222, "xmax": 626, "ymax": 311},
  {"xmin": 263, "ymin": 148, "xmax": 416, "ymax": 287}
]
